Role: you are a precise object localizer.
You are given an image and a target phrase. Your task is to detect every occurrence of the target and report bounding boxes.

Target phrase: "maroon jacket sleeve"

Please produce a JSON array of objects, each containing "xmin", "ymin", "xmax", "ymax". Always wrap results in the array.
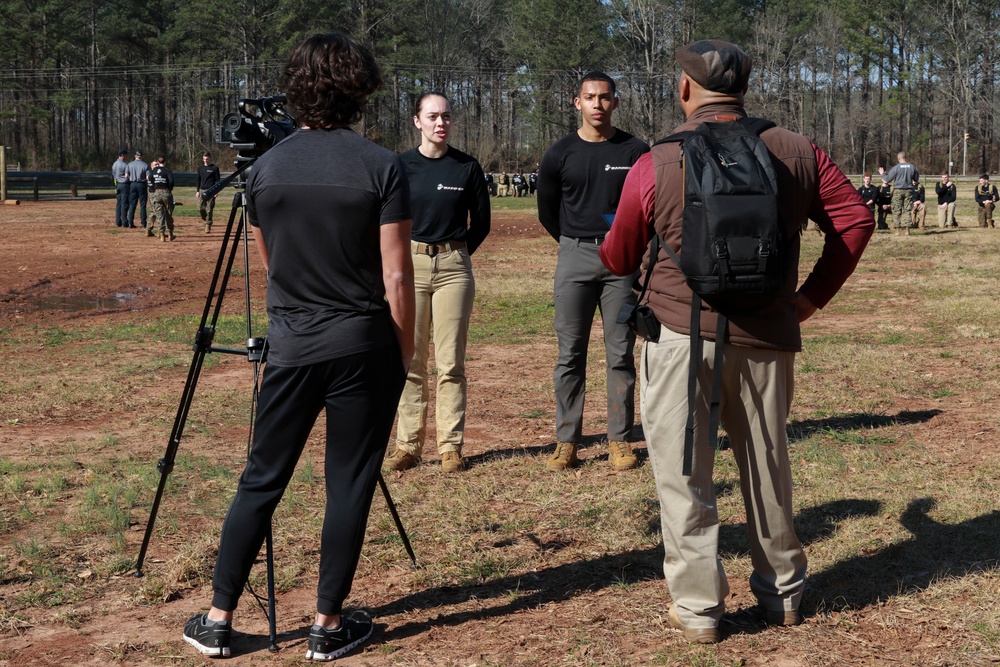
[
  {"xmin": 600, "ymin": 152, "xmax": 655, "ymax": 275},
  {"xmin": 798, "ymin": 144, "xmax": 875, "ymax": 309}
]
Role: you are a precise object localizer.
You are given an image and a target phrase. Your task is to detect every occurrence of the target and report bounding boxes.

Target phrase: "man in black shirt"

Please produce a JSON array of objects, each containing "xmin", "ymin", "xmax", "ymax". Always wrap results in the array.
[
  {"xmin": 857, "ymin": 172, "xmax": 879, "ymax": 217},
  {"xmin": 975, "ymin": 173, "xmax": 998, "ymax": 228},
  {"xmin": 196, "ymin": 152, "xmax": 222, "ymax": 233},
  {"xmin": 536, "ymin": 71, "xmax": 649, "ymax": 472},
  {"xmin": 935, "ymin": 173, "xmax": 957, "ymax": 228},
  {"xmin": 910, "ymin": 178, "xmax": 926, "ymax": 229}
]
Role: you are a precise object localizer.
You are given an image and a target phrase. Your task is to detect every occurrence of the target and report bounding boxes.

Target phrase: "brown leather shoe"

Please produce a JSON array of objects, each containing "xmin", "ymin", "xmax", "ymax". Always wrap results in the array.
[
  {"xmin": 764, "ymin": 608, "xmax": 802, "ymax": 626},
  {"xmin": 546, "ymin": 442, "xmax": 578, "ymax": 471},
  {"xmin": 384, "ymin": 448, "xmax": 419, "ymax": 471},
  {"xmin": 667, "ymin": 606, "xmax": 719, "ymax": 644},
  {"xmin": 440, "ymin": 451, "xmax": 465, "ymax": 473},
  {"xmin": 608, "ymin": 440, "xmax": 638, "ymax": 470}
]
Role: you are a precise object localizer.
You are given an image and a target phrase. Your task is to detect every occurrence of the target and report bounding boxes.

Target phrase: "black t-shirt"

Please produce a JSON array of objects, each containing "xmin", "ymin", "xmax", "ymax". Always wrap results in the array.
[
  {"xmin": 149, "ymin": 166, "xmax": 174, "ymax": 191},
  {"xmin": 247, "ymin": 128, "xmax": 411, "ymax": 367},
  {"xmin": 197, "ymin": 163, "xmax": 221, "ymax": 191},
  {"xmin": 399, "ymin": 146, "xmax": 491, "ymax": 253},
  {"xmin": 536, "ymin": 129, "xmax": 649, "ymax": 239}
]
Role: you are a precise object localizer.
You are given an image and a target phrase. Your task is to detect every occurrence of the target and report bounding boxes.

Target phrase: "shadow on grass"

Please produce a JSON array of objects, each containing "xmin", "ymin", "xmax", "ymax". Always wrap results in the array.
[
  {"xmin": 805, "ymin": 497, "xmax": 1000, "ymax": 614},
  {"xmin": 371, "ymin": 544, "xmax": 665, "ymax": 642},
  {"xmin": 787, "ymin": 409, "xmax": 941, "ymax": 442}
]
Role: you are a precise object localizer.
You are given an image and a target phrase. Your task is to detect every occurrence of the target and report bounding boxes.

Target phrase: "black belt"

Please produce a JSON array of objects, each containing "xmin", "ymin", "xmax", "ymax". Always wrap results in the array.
[
  {"xmin": 411, "ymin": 240, "xmax": 466, "ymax": 256},
  {"xmin": 574, "ymin": 236, "xmax": 605, "ymax": 245}
]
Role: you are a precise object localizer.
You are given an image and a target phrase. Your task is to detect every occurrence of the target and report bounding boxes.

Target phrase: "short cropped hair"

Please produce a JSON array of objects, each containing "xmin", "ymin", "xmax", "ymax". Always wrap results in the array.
[
  {"xmin": 578, "ymin": 71, "xmax": 616, "ymax": 97},
  {"xmin": 863, "ymin": 172, "xmax": 872, "ymax": 178},
  {"xmin": 282, "ymin": 33, "xmax": 382, "ymax": 128},
  {"xmin": 981, "ymin": 173, "xmax": 990, "ymax": 180}
]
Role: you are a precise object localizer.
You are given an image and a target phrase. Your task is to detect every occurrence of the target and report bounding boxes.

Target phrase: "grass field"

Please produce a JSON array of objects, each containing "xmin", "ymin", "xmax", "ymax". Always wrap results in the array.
[{"xmin": 0, "ymin": 196, "xmax": 998, "ymax": 665}]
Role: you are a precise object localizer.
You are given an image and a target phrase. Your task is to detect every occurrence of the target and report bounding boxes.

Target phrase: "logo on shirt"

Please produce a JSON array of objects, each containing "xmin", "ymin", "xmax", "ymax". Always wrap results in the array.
[
  {"xmin": 605, "ymin": 164, "xmax": 631, "ymax": 172},
  {"xmin": 437, "ymin": 184, "xmax": 465, "ymax": 191}
]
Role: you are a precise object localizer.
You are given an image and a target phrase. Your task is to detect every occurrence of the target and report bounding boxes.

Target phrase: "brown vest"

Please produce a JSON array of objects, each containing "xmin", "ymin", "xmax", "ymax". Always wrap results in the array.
[{"xmin": 645, "ymin": 105, "xmax": 818, "ymax": 351}]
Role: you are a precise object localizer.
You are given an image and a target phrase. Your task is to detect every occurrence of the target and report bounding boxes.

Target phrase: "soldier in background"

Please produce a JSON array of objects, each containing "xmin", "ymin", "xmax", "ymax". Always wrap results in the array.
[{"xmin": 149, "ymin": 156, "xmax": 175, "ymax": 241}]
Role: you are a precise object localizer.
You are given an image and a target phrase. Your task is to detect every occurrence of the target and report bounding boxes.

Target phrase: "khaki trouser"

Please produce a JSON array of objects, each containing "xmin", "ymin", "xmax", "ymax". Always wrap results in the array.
[
  {"xmin": 937, "ymin": 203, "xmax": 956, "ymax": 228},
  {"xmin": 910, "ymin": 202, "xmax": 926, "ymax": 228},
  {"xmin": 395, "ymin": 242, "xmax": 475, "ymax": 455},
  {"xmin": 640, "ymin": 325, "xmax": 806, "ymax": 627}
]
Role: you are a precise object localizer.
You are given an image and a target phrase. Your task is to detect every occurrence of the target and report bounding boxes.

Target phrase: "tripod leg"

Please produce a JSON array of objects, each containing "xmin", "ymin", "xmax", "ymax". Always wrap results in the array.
[
  {"xmin": 135, "ymin": 192, "xmax": 246, "ymax": 576},
  {"xmin": 377, "ymin": 472, "xmax": 418, "ymax": 568}
]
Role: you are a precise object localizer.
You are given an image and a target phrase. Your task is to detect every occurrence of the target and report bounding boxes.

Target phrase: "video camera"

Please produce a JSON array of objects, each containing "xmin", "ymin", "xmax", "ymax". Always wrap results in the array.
[{"xmin": 216, "ymin": 95, "xmax": 296, "ymax": 161}]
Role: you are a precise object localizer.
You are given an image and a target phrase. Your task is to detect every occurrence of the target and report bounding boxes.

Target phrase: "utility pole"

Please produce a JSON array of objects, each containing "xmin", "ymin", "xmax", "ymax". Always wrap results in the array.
[
  {"xmin": 963, "ymin": 131, "xmax": 969, "ymax": 176},
  {"xmin": 948, "ymin": 117, "xmax": 952, "ymax": 173}
]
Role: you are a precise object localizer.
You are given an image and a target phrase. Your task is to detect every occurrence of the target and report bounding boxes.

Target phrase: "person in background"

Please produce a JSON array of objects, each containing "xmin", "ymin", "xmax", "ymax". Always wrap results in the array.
[
  {"xmin": 126, "ymin": 150, "xmax": 150, "ymax": 229},
  {"xmin": 975, "ymin": 173, "xmax": 998, "ymax": 228},
  {"xmin": 385, "ymin": 91, "xmax": 490, "ymax": 473},
  {"xmin": 145, "ymin": 158, "xmax": 159, "ymax": 236},
  {"xmin": 112, "ymin": 148, "xmax": 130, "ymax": 228},
  {"xmin": 181, "ymin": 32, "xmax": 413, "ymax": 661},
  {"xmin": 148, "ymin": 156, "xmax": 175, "ymax": 241},
  {"xmin": 856, "ymin": 172, "xmax": 879, "ymax": 219},
  {"xmin": 876, "ymin": 176, "xmax": 892, "ymax": 231},
  {"xmin": 935, "ymin": 173, "xmax": 957, "ymax": 228},
  {"xmin": 910, "ymin": 178, "xmax": 926, "ymax": 229},
  {"xmin": 196, "ymin": 152, "xmax": 222, "ymax": 233},
  {"xmin": 879, "ymin": 152, "xmax": 920, "ymax": 234}
]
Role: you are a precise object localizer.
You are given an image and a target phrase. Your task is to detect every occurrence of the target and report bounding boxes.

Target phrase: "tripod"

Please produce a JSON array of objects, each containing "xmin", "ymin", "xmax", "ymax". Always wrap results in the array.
[{"xmin": 135, "ymin": 163, "xmax": 416, "ymax": 651}]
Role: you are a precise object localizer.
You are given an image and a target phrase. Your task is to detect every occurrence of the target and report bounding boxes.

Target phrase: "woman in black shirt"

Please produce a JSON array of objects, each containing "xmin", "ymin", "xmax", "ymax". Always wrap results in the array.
[{"xmin": 385, "ymin": 92, "xmax": 490, "ymax": 473}]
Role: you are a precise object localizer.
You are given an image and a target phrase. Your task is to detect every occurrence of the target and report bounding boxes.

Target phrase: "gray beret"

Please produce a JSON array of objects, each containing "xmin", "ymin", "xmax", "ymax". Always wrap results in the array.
[{"xmin": 676, "ymin": 40, "xmax": 752, "ymax": 94}]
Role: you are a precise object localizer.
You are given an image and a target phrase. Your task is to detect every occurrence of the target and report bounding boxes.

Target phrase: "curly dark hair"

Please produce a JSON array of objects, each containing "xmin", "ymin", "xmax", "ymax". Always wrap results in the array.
[{"xmin": 281, "ymin": 33, "xmax": 383, "ymax": 128}]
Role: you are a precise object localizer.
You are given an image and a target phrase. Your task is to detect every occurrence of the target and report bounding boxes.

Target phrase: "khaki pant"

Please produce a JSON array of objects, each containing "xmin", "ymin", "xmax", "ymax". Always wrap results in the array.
[
  {"xmin": 395, "ymin": 243, "xmax": 475, "ymax": 455},
  {"xmin": 910, "ymin": 201, "xmax": 926, "ymax": 228},
  {"xmin": 937, "ymin": 202, "xmax": 956, "ymax": 228},
  {"xmin": 640, "ymin": 326, "xmax": 805, "ymax": 627}
]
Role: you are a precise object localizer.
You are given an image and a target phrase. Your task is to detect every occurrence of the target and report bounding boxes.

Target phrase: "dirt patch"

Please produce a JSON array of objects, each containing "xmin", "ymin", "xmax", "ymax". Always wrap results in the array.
[{"xmin": 1, "ymin": 200, "xmax": 998, "ymax": 666}]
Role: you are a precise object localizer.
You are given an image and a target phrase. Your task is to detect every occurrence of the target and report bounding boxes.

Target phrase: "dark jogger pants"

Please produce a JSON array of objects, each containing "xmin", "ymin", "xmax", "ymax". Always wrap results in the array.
[{"xmin": 210, "ymin": 344, "xmax": 405, "ymax": 616}]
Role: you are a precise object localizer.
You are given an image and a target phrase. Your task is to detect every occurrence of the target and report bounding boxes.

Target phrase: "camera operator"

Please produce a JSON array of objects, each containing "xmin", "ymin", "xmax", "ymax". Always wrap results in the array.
[{"xmin": 182, "ymin": 32, "xmax": 414, "ymax": 661}]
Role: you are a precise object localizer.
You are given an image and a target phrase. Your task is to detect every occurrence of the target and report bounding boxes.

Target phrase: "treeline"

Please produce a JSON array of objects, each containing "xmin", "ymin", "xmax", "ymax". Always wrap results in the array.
[{"xmin": 1, "ymin": 0, "xmax": 998, "ymax": 175}]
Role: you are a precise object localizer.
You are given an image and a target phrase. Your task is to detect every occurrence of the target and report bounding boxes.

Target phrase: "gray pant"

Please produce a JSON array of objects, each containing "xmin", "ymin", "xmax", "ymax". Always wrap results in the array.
[{"xmin": 553, "ymin": 236, "xmax": 637, "ymax": 443}]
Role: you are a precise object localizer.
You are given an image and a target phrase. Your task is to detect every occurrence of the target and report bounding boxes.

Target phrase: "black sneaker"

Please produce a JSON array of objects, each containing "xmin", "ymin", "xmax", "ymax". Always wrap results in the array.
[
  {"xmin": 305, "ymin": 613, "xmax": 373, "ymax": 661},
  {"xmin": 182, "ymin": 613, "xmax": 231, "ymax": 657}
]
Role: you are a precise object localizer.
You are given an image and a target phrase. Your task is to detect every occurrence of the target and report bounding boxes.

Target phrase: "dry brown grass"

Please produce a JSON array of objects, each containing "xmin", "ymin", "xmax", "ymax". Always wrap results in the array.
[{"xmin": 1, "ymin": 199, "xmax": 999, "ymax": 665}]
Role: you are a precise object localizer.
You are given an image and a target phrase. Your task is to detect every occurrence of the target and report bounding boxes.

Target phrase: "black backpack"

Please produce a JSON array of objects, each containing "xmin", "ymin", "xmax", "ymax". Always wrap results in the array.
[{"xmin": 652, "ymin": 117, "xmax": 789, "ymax": 475}]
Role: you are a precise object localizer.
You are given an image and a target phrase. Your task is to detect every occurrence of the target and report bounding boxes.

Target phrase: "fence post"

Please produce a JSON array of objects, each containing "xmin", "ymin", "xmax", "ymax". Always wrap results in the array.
[
  {"xmin": 0, "ymin": 145, "xmax": 6, "ymax": 202},
  {"xmin": 71, "ymin": 183, "xmax": 78, "ymax": 198},
  {"xmin": 33, "ymin": 176, "xmax": 39, "ymax": 201}
]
